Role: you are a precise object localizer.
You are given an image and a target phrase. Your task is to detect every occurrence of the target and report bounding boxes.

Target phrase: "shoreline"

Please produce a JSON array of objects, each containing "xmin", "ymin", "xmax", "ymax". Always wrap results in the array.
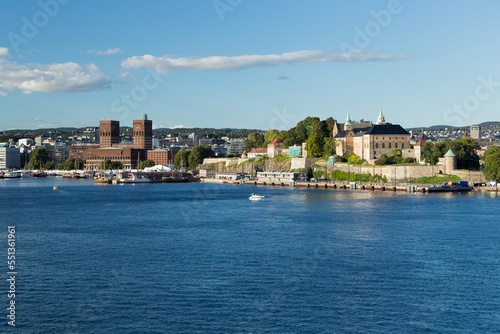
[{"xmin": 200, "ymin": 177, "xmax": 493, "ymax": 194}]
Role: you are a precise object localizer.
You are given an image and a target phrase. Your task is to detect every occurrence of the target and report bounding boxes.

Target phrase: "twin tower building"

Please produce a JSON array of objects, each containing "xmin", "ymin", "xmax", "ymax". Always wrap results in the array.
[{"xmin": 69, "ymin": 114, "xmax": 153, "ymax": 170}]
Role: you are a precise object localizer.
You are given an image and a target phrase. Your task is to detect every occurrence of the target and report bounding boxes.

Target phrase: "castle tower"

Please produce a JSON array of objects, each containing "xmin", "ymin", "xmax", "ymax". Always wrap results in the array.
[
  {"xmin": 345, "ymin": 109, "xmax": 353, "ymax": 131},
  {"xmin": 376, "ymin": 107, "xmax": 385, "ymax": 125},
  {"xmin": 444, "ymin": 149, "xmax": 457, "ymax": 174},
  {"xmin": 99, "ymin": 120, "xmax": 120, "ymax": 148},
  {"xmin": 133, "ymin": 114, "xmax": 153, "ymax": 150}
]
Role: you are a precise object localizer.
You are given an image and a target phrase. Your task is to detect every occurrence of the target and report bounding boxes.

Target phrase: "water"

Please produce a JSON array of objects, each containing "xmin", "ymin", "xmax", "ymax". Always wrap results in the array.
[{"xmin": 1, "ymin": 178, "xmax": 499, "ymax": 333}]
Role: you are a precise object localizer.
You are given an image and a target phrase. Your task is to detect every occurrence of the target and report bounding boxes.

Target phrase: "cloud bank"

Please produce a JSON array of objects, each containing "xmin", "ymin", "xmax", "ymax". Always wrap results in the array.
[
  {"xmin": 0, "ymin": 48, "xmax": 110, "ymax": 95},
  {"xmin": 87, "ymin": 48, "xmax": 123, "ymax": 56},
  {"xmin": 121, "ymin": 50, "xmax": 412, "ymax": 73}
]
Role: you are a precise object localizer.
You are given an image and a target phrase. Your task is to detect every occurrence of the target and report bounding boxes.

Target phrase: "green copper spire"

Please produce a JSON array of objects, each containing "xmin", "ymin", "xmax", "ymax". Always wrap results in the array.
[
  {"xmin": 345, "ymin": 108, "xmax": 352, "ymax": 126},
  {"xmin": 444, "ymin": 149, "xmax": 457, "ymax": 157}
]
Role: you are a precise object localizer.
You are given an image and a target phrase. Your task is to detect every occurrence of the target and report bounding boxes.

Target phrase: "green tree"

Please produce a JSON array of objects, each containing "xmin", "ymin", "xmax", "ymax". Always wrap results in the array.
[
  {"xmin": 347, "ymin": 153, "xmax": 360, "ymax": 165},
  {"xmin": 325, "ymin": 117, "xmax": 336, "ymax": 134},
  {"xmin": 484, "ymin": 146, "xmax": 500, "ymax": 181},
  {"xmin": 245, "ymin": 132, "xmax": 265, "ymax": 152},
  {"xmin": 188, "ymin": 145, "xmax": 215, "ymax": 169},
  {"xmin": 45, "ymin": 161, "xmax": 55, "ymax": 170},
  {"xmin": 29, "ymin": 147, "xmax": 48, "ymax": 169},
  {"xmin": 323, "ymin": 136, "xmax": 336, "ymax": 157},
  {"xmin": 99, "ymin": 159, "xmax": 121, "ymax": 170},
  {"xmin": 448, "ymin": 137, "xmax": 480, "ymax": 170},
  {"xmin": 75, "ymin": 159, "xmax": 85, "ymax": 169},
  {"xmin": 140, "ymin": 159, "xmax": 156, "ymax": 169},
  {"xmin": 375, "ymin": 154, "xmax": 388, "ymax": 166},
  {"xmin": 389, "ymin": 148, "xmax": 402, "ymax": 157},
  {"xmin": 306, "ymin": 120, "xmax": 328, "ymax": 157},
  {"xmin": 421, "ymin": 142, "xmax": 442, "ymax": 165},
  {"xmin": 174, "ymin": 149, "xmax": 191, "ymax": 170},
  {"xmin": 263, "ymin": 130, "xmax": 286, "ymax": 147}
]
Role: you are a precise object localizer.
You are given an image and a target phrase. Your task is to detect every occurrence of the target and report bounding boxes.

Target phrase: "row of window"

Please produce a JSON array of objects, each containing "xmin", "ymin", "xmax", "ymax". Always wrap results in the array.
[
  {"xmin": 88, "ymin": 156, "xmax": 130, "ymax": 160},
  {"xmin": 375, "ymin": 142, "xmax": 404, "ymax": 149},
  {"xmin": 375, "ymin": 136, "xmax": 407, "ymax": 140}
]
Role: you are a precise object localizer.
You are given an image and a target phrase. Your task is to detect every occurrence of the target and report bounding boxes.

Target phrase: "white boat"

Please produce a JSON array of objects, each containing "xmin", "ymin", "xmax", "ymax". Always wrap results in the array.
[
  {"xmin": 4, "ymin": 172, "xmax": 20, "ymax": 178},
  {"xmin": 53, "ymin": 185, "xmax": 60, "ymax": 190},
  {"xmin": 249, "ymin": 193, "xmax": 265, "ymax": 200},
  {"xmin": 120, "ymin": 174, "xmax": 151, "ymax": 183}
]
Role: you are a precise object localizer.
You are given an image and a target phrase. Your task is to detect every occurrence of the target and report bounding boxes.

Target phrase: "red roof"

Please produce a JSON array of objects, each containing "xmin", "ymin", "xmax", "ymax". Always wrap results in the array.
[
  {"xmin": 269, "ymin": 139, "xmax": 283, "ymax": 145},
  {"xmin": 248, "ymin": 148, "xmax": 268, "ymax": 154},
  {"xmin": 414, "ymin": 139, "xmax": 426, "ymax": 146}
]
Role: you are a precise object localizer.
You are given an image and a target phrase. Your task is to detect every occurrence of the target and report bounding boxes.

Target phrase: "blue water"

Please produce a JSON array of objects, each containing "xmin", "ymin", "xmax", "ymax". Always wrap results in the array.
[{"xmin": 1, "ymin": 178, "xmax": 499, "ymax": 333}]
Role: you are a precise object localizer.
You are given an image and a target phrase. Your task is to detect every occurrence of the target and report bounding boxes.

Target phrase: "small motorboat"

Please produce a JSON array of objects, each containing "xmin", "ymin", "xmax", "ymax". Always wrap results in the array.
[
  {"xmin": 53, "ymin": 185, "xmax": 60, "ymax": 190},
  {"xmin": 249, "ymin": 193, "xmax": 265, "ymax": 201}
]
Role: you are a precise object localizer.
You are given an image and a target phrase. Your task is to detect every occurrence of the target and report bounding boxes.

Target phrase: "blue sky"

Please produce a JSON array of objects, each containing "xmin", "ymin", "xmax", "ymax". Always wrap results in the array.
[{"xmin": 1, "ymin": 0, "xmax": 500, "ymax": 130}]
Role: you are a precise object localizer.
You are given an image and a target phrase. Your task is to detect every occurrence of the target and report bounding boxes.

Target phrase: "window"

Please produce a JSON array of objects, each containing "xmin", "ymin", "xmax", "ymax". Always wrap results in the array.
[
  {"xmin": 376, "ymin": 143, "xmax": 379, "ymax": 148},
  {"xmin": 389, "ymin": 143, "xmax": 392, "ymax": 148},
  {"xmin": 382, "ymin": 143, "xmax": 385, "ymax": 148},
  {"xmin": 401, "ymin": 143, "xmax": 404, "ymax": 149},
  {"xmin": 395, "ymin": 143, "xmax": 398, "ymax": 148},
  {"xmin": 389, "ymin": 136, "xmax": 391, "ymax": 140}
]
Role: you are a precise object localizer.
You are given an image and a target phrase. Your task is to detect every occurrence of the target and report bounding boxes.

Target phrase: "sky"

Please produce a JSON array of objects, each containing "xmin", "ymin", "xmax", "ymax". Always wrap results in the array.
[{"xmin": 1, "ymin": 0, "xmax": 500, "ymax": 131}]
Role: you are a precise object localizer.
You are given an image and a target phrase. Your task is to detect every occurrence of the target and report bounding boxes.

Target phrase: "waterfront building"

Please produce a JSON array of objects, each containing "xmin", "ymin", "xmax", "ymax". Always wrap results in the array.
[
  {"xmin": 70, "ymin": 115, "xmax": 154, "ymax": 170},
  {"xmin": 85, "ymin": 147, "xmax": 147, "ymax": 170},
  {"xmin": 199, "ymin": 168, "xmax": 216, "ymax": 178},
  {"xmin": 0, "ymin": 146, "xmax": 21, "ymax": 170},
  {"xmin": 257, "ymin": 171, "xmax": 301, "ymax": 183}
]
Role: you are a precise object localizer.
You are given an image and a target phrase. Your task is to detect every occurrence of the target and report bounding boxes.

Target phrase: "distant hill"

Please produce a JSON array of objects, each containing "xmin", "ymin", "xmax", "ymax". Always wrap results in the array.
[{"xmin": 478, "ymin": 121, "xmax": 500, "ymax": 127}]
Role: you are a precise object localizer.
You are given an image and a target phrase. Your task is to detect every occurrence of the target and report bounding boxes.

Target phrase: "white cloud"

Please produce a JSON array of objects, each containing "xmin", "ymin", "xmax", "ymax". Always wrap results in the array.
[
  {"xmin": 121, "ymin": 50, "xmax": 412, "ymax": 73},
  {"xmin": 170, "ymin": 125, "xmax": 186, "ymax": 129},
  {"xmin": 0, "ymin": 58, "xmax": 110, "ymax": 95},
  {"xmin": 0, "ymin": 47, "xmax": 9, "ymax": 57},
  {"xmin": 87, "ymin": 48, "xmax": 123, "ymax": 56}
]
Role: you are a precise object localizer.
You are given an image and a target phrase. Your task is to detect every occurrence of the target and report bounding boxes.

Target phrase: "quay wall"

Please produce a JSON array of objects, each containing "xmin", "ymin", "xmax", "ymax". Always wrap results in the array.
[
  {"xmin": 321, "ymin": 164, "xmax": 485, "ymax": 183},
  {"xmin": 202, "ymin": 157, "xmax": 486, "ymax": 184}
]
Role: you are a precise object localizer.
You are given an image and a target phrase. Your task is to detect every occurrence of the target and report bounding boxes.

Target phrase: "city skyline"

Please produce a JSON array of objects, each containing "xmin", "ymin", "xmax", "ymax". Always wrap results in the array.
[{"xmin": 1, "ymin": 1, "xmax": 500, "ymax": 130}]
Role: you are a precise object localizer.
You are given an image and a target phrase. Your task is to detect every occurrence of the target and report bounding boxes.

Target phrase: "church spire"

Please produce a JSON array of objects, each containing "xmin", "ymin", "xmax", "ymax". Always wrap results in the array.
[
  {"xmin": 376, "ymin": 104, "xmax": 385, "ymax": 125},
  {"xmin": 345, "ymin": 106, "xmax": 352, "ymax": 126}
]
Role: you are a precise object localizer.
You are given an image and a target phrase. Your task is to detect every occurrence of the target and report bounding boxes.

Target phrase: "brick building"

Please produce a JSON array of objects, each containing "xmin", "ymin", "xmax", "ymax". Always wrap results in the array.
[
  {"xmin": 147, "ymin": 149, "xmax": 180, "ymax": 165},
  {"xmin": 69, "ymin": 115, "xmax": 154, "ymax": 169}
]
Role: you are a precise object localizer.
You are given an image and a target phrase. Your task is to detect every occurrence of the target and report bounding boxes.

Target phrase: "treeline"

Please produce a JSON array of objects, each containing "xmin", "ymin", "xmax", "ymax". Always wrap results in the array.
[
  {"xmin": 173, "ymin": 145, "xmax": 215, "ymax": 170},
  {"xmin": 244, "ymin": 116, "xmax": 337, "ymax": 158},
  {"xmin": 421, "ymin": 137, "xmax": 480, "ymax": 170}
]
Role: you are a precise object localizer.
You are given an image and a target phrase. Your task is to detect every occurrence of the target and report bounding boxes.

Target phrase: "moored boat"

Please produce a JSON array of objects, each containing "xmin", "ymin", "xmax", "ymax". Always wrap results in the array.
[
  {"xmin": 120, "ymin": 174, "xmax": 151, "ymax": 183},
  {"xmin": 4, "ymin": 172, "xmax": 21, "ymax": 178}
]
